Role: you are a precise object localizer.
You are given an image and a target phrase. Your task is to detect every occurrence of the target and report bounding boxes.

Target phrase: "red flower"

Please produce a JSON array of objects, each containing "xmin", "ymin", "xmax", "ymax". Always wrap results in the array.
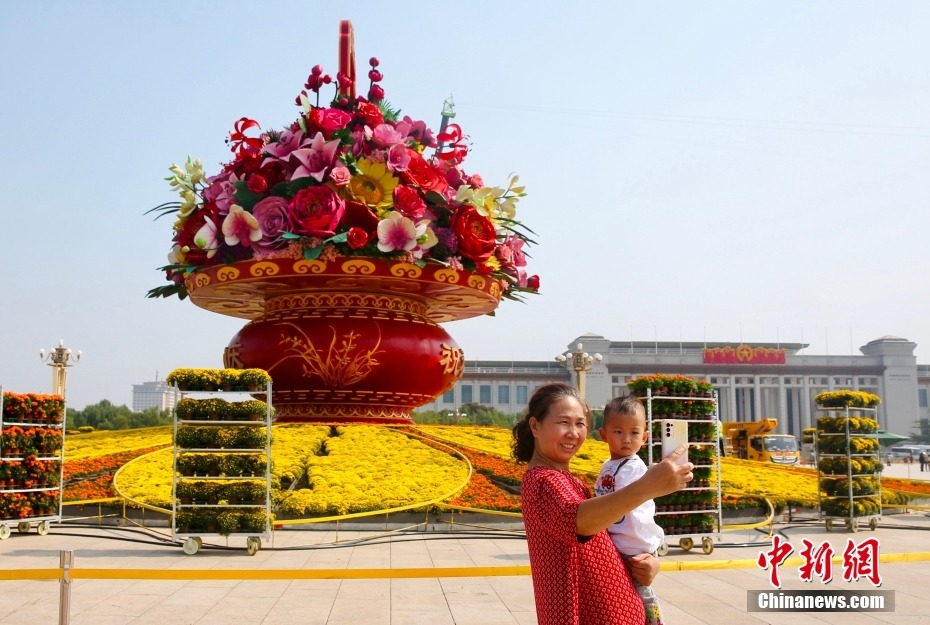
[
  {"xmin": 527, "ymin": 275, "xmax": 540, "ymax": 291},
  {"xmin": 288, "ymin": 186, "xmax": 345, "ymax": 238},
  {"xmin": 399, "ymin": 149, "xmax": 448, "ymax": 194},
  {"xmin": 356, "ymin": 101, "xmax": 383, "ymax": 128},
  {"xmin": 309, "ymin": 107, "xmax": 353, "ymax": 134},
  {"xmin": 246, "ymin": 174, "xmax": 268, "ymax": 194},
  {"xmin": 392, "ymin": 185, "xmax": 427, "ymax": 220},
  {"xmin": 347, "ymin": 227, "xmax": 368, "ymax": 249},
  {"xmin": 451, "ymin": 206, "xmax": 496, "ymax": 262}
]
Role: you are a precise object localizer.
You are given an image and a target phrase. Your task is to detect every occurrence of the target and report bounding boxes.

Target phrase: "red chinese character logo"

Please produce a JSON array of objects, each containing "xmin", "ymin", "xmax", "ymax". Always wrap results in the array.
[
  {"xmin": 757, "ymin": 535, "xmax": 795, "ymax": 588},
  {"xmin": 798, "ymin": 539, "xmax": 834, "ymax": 583},
  {"xmin": 842, "ymin": 537, "xmax": 882, "ymax": 586}
]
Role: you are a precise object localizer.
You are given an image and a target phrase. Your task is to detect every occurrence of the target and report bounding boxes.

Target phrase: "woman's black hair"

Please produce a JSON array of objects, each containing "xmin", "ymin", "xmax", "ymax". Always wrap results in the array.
[{"xmin": 511, "ymin": 382, "xmax": 589, "ymax": 463}]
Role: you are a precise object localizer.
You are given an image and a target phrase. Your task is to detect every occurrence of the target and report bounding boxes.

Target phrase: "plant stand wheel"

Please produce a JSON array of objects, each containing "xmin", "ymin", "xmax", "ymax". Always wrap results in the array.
[
  {"xmin": 846, "ymin": 519, "xmax": 859, "ymax": 533},
  {"xmin": 656, "ymin": 542, "xmax": 669, "ymax": 557},
  {"xmin": 825, "ymin": 519, "xmax": 834, "ymax": 532},
  {"xmin": 868, "ymin": 517, "xmax": 878, "ymax": 531},
  {"xmin": 182, "ymin": 537, "xmax": 201, "ymax": 555},
  {"xmin": 0, "ymin": 525, "xmax": 10, "ymax": 540},
  {"xmin": 246, "ymin": 536, "xmax": 261, "ymax": 556},
  {"xmin": 701, "ymin": 537, "xmax": 714, "ymax": 555},
  {"xmin": 37, "ymin": 521, "xmax": 50, "ymax": 536},
  {"xmin": 17, "ymin": 522, "xmax": 31, "ymax": 534},
  {"xmin": 679, "ymin": 537, "xmax": 694, "ymax": 552}
]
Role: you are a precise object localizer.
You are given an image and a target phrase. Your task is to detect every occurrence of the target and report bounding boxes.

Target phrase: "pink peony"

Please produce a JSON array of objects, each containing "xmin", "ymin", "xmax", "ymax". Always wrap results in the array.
[{"xmin": 288, "ymin": 186, "xmax": 345, "ymax": 237}]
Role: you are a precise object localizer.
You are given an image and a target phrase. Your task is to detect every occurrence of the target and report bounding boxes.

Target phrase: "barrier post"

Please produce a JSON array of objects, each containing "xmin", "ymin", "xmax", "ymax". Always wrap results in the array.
[{"xmin": 58, "ymin": 550, "xmax": 73, "ymax": 625}]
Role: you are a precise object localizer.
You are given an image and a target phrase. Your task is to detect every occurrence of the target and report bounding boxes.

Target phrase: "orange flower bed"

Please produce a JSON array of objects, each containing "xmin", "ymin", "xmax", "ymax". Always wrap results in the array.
[
  {"xmin": 63, "ymin": 475, "xmax": 114, "ymax": 501},
  {"xmin": 63, "ymin": 446, "xmax": 168, "ymax": 502},
  {"xmin": 881, "ymin": 477, "xmax": 930, "ymax": 496}
]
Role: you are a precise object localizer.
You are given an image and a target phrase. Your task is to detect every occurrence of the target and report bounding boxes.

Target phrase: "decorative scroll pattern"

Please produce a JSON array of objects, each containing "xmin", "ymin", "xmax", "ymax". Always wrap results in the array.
[
  {"xmin": 185, "ymin": 257, "xmax": 501, "ymax": 322},
  {"xmin": 265, "ymin": 292, "xmax": 428, "ymax": 317}
]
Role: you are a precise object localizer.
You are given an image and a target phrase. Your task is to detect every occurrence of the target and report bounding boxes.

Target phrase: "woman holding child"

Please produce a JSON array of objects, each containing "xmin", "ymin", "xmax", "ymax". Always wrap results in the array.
[{"xmin": 512, "ymin": 383, "xmax": 691, "ymax": 625}]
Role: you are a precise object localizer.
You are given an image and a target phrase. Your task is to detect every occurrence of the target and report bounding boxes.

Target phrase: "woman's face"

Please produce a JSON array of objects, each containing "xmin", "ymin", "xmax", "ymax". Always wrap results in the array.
[{"xmin": 530, "ymin": 396, "xmax": 588, "ymax": 470}]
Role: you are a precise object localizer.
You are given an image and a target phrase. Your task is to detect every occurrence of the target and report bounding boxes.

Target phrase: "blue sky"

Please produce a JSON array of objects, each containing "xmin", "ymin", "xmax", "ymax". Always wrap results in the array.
[{"xmin": 3, "ymin": 2, "xmax": 930, "ymax": 410}]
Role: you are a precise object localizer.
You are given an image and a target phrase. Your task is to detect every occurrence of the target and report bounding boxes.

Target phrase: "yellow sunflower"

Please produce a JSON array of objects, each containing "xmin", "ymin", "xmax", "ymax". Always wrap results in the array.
[{"xmin": 347, "ymin": 158, "xmax": 399, "ymax": 209}]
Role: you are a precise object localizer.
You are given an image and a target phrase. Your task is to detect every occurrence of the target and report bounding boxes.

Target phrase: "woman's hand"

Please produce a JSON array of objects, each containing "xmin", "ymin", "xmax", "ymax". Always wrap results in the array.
[
  {"xmin": 642, "ymin": 444, "xmax": 694, "ymax": 497},
  {"xmin": 627, "ymin": 553, "xmax": 660, "ymax": 586},
  {"xmin": 576, "ymin": 444, "xmax": 692, "ymax": 536}
]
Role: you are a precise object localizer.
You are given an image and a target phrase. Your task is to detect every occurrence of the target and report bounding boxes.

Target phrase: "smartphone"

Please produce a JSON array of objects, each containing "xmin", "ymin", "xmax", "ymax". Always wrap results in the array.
[{"xmin": 660, "ymin": 419, "xmax": 689, "ymax": 465}]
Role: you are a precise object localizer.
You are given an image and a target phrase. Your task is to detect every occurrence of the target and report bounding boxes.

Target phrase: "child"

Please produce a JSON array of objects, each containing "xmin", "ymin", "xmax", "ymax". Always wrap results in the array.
[{"xmin": 595, "ymin": 395, "xmax": 665, "ymax": 625}]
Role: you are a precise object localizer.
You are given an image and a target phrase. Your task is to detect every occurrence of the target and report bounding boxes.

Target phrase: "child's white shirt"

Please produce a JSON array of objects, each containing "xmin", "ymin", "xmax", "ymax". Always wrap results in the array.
[{"xmin": 594, "ymin": 454, "xmax": 664, "ymax": 555}]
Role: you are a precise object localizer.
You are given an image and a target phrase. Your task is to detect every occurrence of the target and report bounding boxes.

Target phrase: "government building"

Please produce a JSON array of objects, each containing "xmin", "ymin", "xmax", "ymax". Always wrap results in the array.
[{"xmin": 417, "ymin": 334, "xmax": 925, "ymax": 438}]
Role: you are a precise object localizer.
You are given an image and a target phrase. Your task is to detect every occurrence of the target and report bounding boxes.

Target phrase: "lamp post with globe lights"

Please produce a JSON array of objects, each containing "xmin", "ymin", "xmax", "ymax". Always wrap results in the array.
[
  {"xmin": 555, "ymin": 343, "xmax": 602, "ymax": 402},
  {"xmin": 39, "ymin": 340, "xmax": 81, "ymax": 399}
]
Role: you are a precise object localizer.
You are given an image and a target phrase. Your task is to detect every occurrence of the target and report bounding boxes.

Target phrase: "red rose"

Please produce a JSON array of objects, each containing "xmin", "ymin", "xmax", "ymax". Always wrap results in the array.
[
  {"xmin": 392, "ymin": 185, "xmax": 427, "ymax": 220},
  {"xmin": 400, "ymin": 149, "xmax": 448, "ymax": 194},
  {"xmin": 527, "ymin": 275, "xmax": 540, "ymax": 290},
  {"xmin": 356, "ymin": 101, "xmax": 384, "ymax": 128},
  {"xmin": 288, "ymin": 186, "xmax": 345, "ymax": 237},
  {"xmin": 450, "ymin": 206, "xmax": 496, "ymax": 262},
  {"xmin": 347, "ymin": 227, "xmax": 368, "ymax": 249}
]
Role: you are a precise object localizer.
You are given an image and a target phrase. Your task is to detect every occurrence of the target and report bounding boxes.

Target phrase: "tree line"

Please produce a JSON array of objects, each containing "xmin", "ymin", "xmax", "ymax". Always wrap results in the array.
[{"xmin": 66, "ymin": 400, "xmax": 172, "ymax": 431}]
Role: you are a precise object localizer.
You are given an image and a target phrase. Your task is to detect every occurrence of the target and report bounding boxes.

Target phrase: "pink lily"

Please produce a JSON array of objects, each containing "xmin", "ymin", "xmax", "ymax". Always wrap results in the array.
[{"xmin": 290, "ymin": 132, "xmax": 340, "ymax": 182}]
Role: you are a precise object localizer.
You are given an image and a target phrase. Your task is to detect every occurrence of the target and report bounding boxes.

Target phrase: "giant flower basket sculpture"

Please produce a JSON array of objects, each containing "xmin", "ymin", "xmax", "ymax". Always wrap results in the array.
[{"xmin": 148, "ymin": 22, "xmax": 538, "ymax": 424}]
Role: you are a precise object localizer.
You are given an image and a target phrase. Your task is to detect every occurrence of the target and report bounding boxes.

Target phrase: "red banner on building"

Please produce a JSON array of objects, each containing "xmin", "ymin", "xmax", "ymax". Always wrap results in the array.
[{"xmin": 703, "ymin": 345, "xmax": 786, "ymax": 365}]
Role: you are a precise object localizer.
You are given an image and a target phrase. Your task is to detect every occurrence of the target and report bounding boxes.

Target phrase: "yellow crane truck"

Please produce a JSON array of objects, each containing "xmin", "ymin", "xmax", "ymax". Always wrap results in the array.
[{"xmin": 722, "ymin": 418, "xmax": 801, "ymax": 465}]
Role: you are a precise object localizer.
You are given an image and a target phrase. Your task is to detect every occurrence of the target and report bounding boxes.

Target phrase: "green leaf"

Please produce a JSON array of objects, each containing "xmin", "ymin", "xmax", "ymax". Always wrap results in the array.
[
  {"xmin": 232, "ymin": 181, "xmax": 263, "ymax": 212},
  {"xmin": 287, "ymin": 177, "xmax": 316, "ymax": 194},
  {"xmin": 303, "ymin": 245, "xmax": 323, "ymax": 261},
  {"xmin": 325, "ymin": 232, "xmax": 348, "ymax": 244},
  {"xmin": 269, "ymin": 181, "xmax": 290, "ymax": 197}
]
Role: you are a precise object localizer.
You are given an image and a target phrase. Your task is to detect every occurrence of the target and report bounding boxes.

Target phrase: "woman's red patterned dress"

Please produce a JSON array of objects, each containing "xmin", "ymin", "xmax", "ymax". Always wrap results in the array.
[{"xmin": 522, "ymin": 465, "xmax": 646, "ymax": 625}]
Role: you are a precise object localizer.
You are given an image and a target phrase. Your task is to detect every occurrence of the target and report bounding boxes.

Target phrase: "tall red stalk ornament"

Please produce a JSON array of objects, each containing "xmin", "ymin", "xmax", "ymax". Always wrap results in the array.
[{"xmin": 338, "ymin": 20, "xmax": 356, "ymax": 99}]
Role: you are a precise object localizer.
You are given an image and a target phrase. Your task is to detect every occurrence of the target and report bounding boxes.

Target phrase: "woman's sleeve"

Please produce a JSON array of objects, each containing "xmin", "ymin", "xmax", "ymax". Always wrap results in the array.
[{"xmin": 528, "ymin": 471, "xmax": 585, "ymax": 546}]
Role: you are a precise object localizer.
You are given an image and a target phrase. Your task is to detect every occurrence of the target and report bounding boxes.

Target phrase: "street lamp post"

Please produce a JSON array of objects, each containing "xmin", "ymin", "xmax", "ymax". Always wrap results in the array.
[
  {"xmin": 39, "ymin": 340, "xmax": 81, "ymax": 399},
  {"xmin": 556, "ymin": 343, "xmax": 602, "ymax": 401}
]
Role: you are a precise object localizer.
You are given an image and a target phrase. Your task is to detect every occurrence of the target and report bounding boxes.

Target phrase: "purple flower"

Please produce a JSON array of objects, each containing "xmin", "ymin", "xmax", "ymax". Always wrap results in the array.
[{"xmin": 252, "ymin": 196, "xmax": 291, "ymax": 253}]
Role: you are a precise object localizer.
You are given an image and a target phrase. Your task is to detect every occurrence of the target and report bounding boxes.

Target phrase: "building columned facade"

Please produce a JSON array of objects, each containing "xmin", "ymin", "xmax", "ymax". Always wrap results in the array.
[
  {"xmin": 416, "ymin": 333, "xmax": 924, "ymax": 438},
  {"xmin": 131, "ymin": 380, "xmax": 182, "ymax": 413}
]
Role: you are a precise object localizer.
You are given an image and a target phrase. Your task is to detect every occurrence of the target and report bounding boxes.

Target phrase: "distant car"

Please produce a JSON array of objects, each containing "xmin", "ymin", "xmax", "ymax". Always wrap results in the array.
[{"xmin": 890, "ymin": 448, "xmax": 914, "ymax": 460}]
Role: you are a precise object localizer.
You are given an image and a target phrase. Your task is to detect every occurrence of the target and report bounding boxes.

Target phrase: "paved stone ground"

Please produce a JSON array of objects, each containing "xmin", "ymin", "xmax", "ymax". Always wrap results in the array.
[{"xmin": 1, "ymin": 507, "xmax": 928, "ymax": 624}]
